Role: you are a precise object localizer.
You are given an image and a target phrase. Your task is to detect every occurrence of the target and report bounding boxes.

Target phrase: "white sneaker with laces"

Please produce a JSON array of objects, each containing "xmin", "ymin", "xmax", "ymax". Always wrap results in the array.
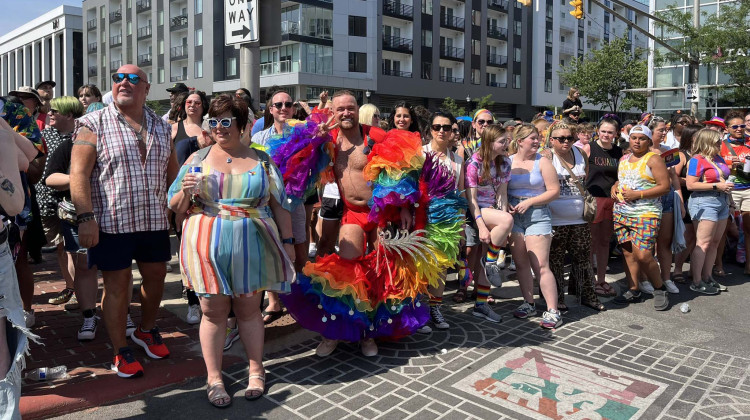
[
  {"xmin": 78, "ymin": 315, "xmax": 99, "ymax": 341},
  {"xmin": 186, "ymin": 304, "xmax": 201, "ymax": 324},
  {"xmin": 308, "ymin": 243, "xmax": 318, "ymax": 258},
  {"xmin": 664, "ymin": 280, "xmax": 680, "ymax": 294},
  {"xmin": 638, "ymin": 281, "xmax": 655, "ymax": 295}
]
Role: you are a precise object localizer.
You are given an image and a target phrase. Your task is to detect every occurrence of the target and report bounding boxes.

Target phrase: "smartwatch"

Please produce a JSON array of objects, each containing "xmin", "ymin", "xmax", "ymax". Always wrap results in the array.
[{"xmin": 281, "ymin": 237, "xmax": 295, "ymax": 245}]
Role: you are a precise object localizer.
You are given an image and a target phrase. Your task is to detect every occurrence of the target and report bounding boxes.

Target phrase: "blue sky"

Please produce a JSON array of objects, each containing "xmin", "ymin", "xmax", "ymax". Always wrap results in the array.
[{"xmin": 2, "ymin": 0, "xmax": 82, "ymax": 34}]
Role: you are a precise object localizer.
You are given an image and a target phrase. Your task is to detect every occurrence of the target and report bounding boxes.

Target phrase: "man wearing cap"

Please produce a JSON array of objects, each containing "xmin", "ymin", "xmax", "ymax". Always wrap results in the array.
[
  {"xmin": 503, "ymin": 119, "xmax": 519, "ymax": 134},
  {"xmin": 704, "ymin": 116, "xmax": 726, "ymax": 133},
  {"xmin": 71, "ymin": 64, "xmax": 179, "ymax": 378},
  {"xmin": 35, "ymin": 81, "xmax": 55, "ymax": 128},
  {"xmin": 162, "ymin": 82, "xmax": 190, "ymax": 121}
]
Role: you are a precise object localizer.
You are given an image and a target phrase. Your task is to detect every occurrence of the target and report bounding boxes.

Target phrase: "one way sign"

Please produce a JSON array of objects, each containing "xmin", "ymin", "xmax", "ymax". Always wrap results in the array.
[{"xmin": 225, "ymin": 0, "xmax": 258, "ymax": 45}]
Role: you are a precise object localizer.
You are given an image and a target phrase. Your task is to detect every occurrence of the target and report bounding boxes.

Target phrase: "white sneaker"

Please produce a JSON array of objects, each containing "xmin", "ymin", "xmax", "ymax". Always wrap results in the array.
[
  {"xmin": 497, "ymin": 250, "xmax": 506, "ymax": 269},
  {"xmin": 508, "ymin": 259, "xmax": 516, "ymax": 271},
  {"xmin": 186, "ymin": 304, "xmax": 201, "ymax": 324},
  {"xmin": 416, "ymin": 324, "xmax": 433, "ymax": 334},
  {"xmin": 126, "ymin": 314, "xmax": 137, "ymax": 337},
  {"xmin": 638, "ymin": 281, "xmax": 655, "ymax": 295},
  {"xmin": 165, "ymin": 261, "xmax": 172, "ymax": 272},
  {"xmin": 308, "ymin": 243, "xmax": 318, "ymax": 258},
  {"xmin": 664, "ymin": 280, "xmax": 680, "ymax": 294},
  {"xmin": 472, "ymin": 304, "xmax": 502, "ymax": 323},
  {"xmin": 78, "ymin": 315, "xmax": 99, "ymax": 341},
  {"xmin": 24, "ymin": 310, "xmax": 35, "ymax": 328}
]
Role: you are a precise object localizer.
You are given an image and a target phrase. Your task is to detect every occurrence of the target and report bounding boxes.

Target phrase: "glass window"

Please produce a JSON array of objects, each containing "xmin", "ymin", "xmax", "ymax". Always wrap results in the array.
[
  {"xmin": 654, "ymin": 67, "xmax": 684, "ymax": 87},
  {"xmin": 513, "ymin": 74, "xmax": 521, "ymax": 88},
  {"xmin": 655, "ymin": 0, "xmax": 681, "ymax": 10},
  {"xmin": 422, "ymin": 0, "xmax": 433, "ymax": 15},
  {"xmin": 158, "ymin": 10, "xmax": 164, "ymax": 26},
  {"xmin": 348, "ymin": 16, "xmax": 366, "ymax": 36},
  {"xmin": 348, "ymin": 52, "xmax": 367, "ymax": 73},
  {"xmin": 159, "ymin": 68, "xmax": 165, "ymax": 84},
  {"xmin": 195, "ymin": 29, "xmax": 203, "ymax": 46},
  {"xmin": 100, "ymin": 6, "xmax": 105, "ymax": 18},
  {"xmin": 422, "ymin": 29, "xmax": 432, "ymax": 47},
  {"xmin": 514, "ymin": 21, "xmax": 522, "ymax": 35},
  {"xmin": 195, "ymin": 0, "xmax": 203, "ymax": 14},
  {"xmin": 227, "ymin": 57, "xmax": 237, "ymax": 77},
  {"xmin": 127, "ymin": 22, "xmax": 132, "ymax": 35},
  {"xmin": 422, "ymin": 61, "xmax": 432, "ymax": 79},
  {"xmin": 514, "ymin": 47, "xmax": 521, "ymax": 62},
  {"xmin": 195, "ymin": 60, "xmax": 203, "ymax": 78},
  {"xmin": 546, "ymin": 29, "xmax": 552, "ymax": 43},
  {"xmin": 545, "ymin": 78, "xmax": 552, "ymax": 92},
  {"xmin": 158, "ymin": 40, "xmax": 164, "ymax": 54}
]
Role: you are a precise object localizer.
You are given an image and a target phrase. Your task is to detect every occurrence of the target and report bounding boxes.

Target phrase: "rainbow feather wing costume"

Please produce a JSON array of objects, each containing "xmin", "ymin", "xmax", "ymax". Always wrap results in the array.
[{"xmin": 280, "ymin": 129, "xmax": 466, "ymax": 341}]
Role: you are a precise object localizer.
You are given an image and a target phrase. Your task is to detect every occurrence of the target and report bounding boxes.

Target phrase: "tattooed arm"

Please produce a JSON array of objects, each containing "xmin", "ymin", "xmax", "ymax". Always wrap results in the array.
[
  {"xmin": 0, "ymin": 128, "xmax": 23, "ymax": 216},
  {"xmin": 70, "ymin": 126, "xmax": 100, "ymax": 248}
]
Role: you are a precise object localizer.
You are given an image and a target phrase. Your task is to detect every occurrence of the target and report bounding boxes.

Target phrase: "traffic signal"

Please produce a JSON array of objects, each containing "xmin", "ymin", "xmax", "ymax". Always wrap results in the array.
[
  {"xmin": 517, "ymin": 0, "xmax": 532, "ymax": 6},
  {"xmin": 569, "ymin": 0, "xmax": 584, "ymax": 19}
]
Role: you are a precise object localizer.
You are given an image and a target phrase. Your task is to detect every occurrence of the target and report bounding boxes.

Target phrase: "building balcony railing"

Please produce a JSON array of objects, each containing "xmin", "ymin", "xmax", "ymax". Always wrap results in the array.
[
  {"xmin": 488, "ymin": 0, "xmax": 509, "ymax": 12},
  {"xmin": 138, "ymin": 53, "xmax": 152, "ymax": 67},
  {"xmin": 137, "ymin": 26, "xmax": 152, "ymax": 39},
  {"xmin": 559, "ymin": 44, "xmax": 575, "ymax": 56},
  {"xmin": 110, "ymin": 34, "xmax": 122, "ymax": 47},
  {"xmin": 383, "ymin": 1, "xmax": 414, "ymax": 20},
  {"xmin": 110, "ymin": 9, "xmax": 122, "ymax": 23},
  {"xmin": 88, "ymin": 42, "xmax": 97, "ymax": 53},
  {"xmin": 587, "ymin": 26, "xmax": 602, "ymax": 39},
  {"xmin": 440, "ymin": 75, "xmax": 463, "ymax": 84},
  {"xmin": 170, "ymin": 15, "xmax": 188, "ymax": 30},
  {"xmin": 440, "ymin": 13, "xmax": 465, "ymax": 30},
  {"xmin": 382, "ymin": 68, "xmax": 412, "ymax": 78},
  {"xmin": 487, "ymin": 81, "xmax": 507, "ymax": 88},
  {"xmin": 111, "ymin": 60, "xmax": 122, "ymax": 69},
  {"xmin": 487, "ymin": 25, "xmax": 508, "ymax": 40},
  {"xmin": 560, "ymin": 16, "xmax": 577, "ymax": 33},
  {"xmin": 88, "ymin": 66, "xmax": 97, "ymax": 77},
  {"xmin": 136, "ymin": 0, "xmax": 151, "ymax": 13},
  {"xmin": 170, "ymin": 45, "xmax": 188, "ymax": 60},
  {"xmin": 487, "ymin": 53, "xmax": 508, "ymax": 67},
  {"xmin": 439, "ymin": 44, "xmax": 465, "ymax": 61},
  {"xmin": 260, "ymin": 60, "xmax": 300, "ymax": 76},
  {"xmin": 281, "ymin": 20, "xmax": 299, "ymax": 35},
  {"xmin": 87, "ymin": 19, "xmax": 97, "ymax": 30},
  {"xmin": 280, "ymin": 19, "xmax": 332, "ymax": 39},
  {"xmin": 382, "ymin": 35, "xmax": 413, "ymax": 53},
  {"xmin": 170, "ymin": 74, "xmax": 187, "ymax": 82}
]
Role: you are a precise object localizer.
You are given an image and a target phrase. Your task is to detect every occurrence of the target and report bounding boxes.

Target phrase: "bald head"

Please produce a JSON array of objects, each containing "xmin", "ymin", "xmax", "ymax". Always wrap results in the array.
[{"xmin": 113, "ymin": 64, "xmax": 150, "ymax": 110}]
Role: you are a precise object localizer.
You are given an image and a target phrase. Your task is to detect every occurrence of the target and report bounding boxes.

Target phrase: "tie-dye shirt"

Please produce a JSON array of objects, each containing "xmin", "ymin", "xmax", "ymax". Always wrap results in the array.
[{"xmin": 465, "ymin": 152, "xmax": 511, "ymax": 209}]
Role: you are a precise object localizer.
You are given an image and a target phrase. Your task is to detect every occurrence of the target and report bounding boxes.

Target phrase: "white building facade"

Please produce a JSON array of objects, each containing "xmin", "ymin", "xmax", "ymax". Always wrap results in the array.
[{"xmin": 0, "ymin": 5, "xmax": 84, "ymax": 97}]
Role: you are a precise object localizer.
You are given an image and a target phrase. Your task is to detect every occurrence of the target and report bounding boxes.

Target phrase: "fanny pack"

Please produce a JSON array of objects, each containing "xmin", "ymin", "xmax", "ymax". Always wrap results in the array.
[{"xmin": 57, "ymin": 199, "xmax": 78, "ymax": 225}]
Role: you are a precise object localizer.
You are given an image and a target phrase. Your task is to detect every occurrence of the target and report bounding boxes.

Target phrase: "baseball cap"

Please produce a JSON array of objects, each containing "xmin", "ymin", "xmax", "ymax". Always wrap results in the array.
[
  {"xmin": 9, "ymin": 86, "xmax": 42, "ymax": 105},
  {"xmin": 503, "ymin": 120, "xmax": 520, "ymax": 129},
  {"xmin": 35, "ymin": 80, "xmax": 56, "ymax": 89},
  {"xmin": 166, "ymin": 83, "xmax": 189, "ymax": 93},
  {"xmin": 629, "ymin": 125, "xmax": 652, "ymax": 140},
  {"xmin": 703, "ymin": 116, "xmax": 726, "ymax": 130}
]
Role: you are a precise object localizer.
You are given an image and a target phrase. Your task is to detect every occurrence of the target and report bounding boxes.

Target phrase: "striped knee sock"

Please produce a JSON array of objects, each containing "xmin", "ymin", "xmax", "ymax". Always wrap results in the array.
[
  {"xmin": 486, "ymin": 242, "xmax": 502, "ymax": 263},
  {"xmin": 475, "ymin": 284, "xmax": 490, "ymax": 306},
  {"xmin": 429, "ymin": 296, "xmax": 442, "ymax": 307}
]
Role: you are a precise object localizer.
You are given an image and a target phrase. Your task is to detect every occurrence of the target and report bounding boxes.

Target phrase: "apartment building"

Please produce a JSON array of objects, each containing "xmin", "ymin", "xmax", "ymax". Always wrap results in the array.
[
  {"xmin": 0, "ymin": 5, "xmax": 83, "ymax": 97},
  {"xmin": 530, "ymin": 0, "xmax": 649, "ymax": 116}
]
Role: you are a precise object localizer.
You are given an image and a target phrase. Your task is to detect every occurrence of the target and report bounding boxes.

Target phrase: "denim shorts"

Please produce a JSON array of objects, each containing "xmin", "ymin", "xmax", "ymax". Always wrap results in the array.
[
  {"xmin": 509, "ymin": 197, "xmax": 552, "ymax": 236},
  {"xmin": 464, "ymin": 218, "xmax": 479, "ymax": 247},
  {"xmin": 688, "ymin": 191, "xmax": 730, "ymax": 222},
  {"xmin": 660, "ymin": 189, "xmax": 675, "ymax": 214},
  {"xmin": 60, "ymin": 220, "xmax": 87, "ymax": 254}
]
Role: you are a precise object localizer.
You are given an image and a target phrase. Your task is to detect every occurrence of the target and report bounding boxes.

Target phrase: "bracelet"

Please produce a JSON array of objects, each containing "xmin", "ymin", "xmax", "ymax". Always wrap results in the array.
[
  {"xmin": 640, "ymin": 191, "xmax": 644, "ymax": 199},
  {"xmin": 76, "ymin": 212, "xmax": 95, "ymax": 223},
  {"xmin": 475, "ymin": 214, "xmax": 483, "ymax": 220},
  {"xmin": 281, "ymin": 237, "xmax": 295, "ymax": 245}
]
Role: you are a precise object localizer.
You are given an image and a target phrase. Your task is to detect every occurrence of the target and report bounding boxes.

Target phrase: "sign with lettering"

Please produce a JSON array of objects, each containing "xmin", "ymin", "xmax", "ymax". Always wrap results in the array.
[
  {"xmin": 685, "ymin": 83, "xmax": 699, "ymax": 104},
  {"xmin": 225, "ymin": 0, "xmax": 258, "ymax": 45}
]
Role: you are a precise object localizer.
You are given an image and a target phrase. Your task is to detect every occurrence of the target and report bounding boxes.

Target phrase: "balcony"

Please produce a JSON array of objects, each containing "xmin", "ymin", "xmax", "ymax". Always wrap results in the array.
[
  {"xmin": 110, "ymin": 34, "xmax": 122, "ymax": 47},
  {"xmin": 136, "ymin": 0, "xmax": 151, "ymax": 13},
  {"xmin": 560, "ymin": 16, "xmax": 576, "ymax": 33},
  {"xmin": 87, "ymin": 19, "xmax": 96, "ymax": 30},
  {"xmin": 487, "ymin": 25, "xmax": 508, "ymax": 40},
  {"xmin": 487, "ymin": 81, "xmax": 507, "ymax": 88},
  {"xmin": 281, "ymin": 20, "xmax": 299, "ymax": 35},
  {"xmin": 439, "ymin": 44, "xmax": 465, "ymax": 61},
  {"xmin": 382, "ymin": 68, "xmax": 412, "ymax": 78},
  {"xmin": 138, "ymin": 53, "xmax": 152, "ymax": 67},
  {"xmin": 440, "ymin": 75, "xmax": 463, "ymax": 84},
  {"xmin": 281, "ymin": 19, "xmax": 332, "ymax": 40},
  {"xmin": 587, "ymin": 26, "xmax": 602, "ymax": 39},
  {"xmin": 87, "ymin": 42, "xmax": 97, "ymax": 53},
  {"xmin": 260, "ymin": 60, "xmax": 300, "ymax": 76},
  {"xmin": 110, "ymin": 9, "xmax": 122, "ymax": 23},
  {"xmin": 488, "ymin": 0, "xmax": 509, "ymax": 12},
  {"xmin": 440, "ymin": 13, "xmax": 465, "ymax": 31},
  {"xmin": 111, "ymin": 60, "xmax": 122, "ymax": 69},
  {"xmin": 88, "ymin": 66, "xmax": 97, "ymax": 77},
  {"xmin": 382, "ymin": 35, "xmax": 413, "ymax": 53},
  {"xmin": 170, "ymin": 74, "xmax": 187, "ymax": 82},
  {"xmin": 170, "ymin": 45, "xmax": 188, "ymax": 60},
  {"xmin": 383, "ymin": 1, "xmax": 414, "ymax": 20},
  {"xmin": 170, "ymin": 15, "xmax": 188, "ymax": 30},
  {"xmin": 559, "ymin": 44, "xmax": 575, "ymax": 56},
  {"xmin": 137, "ymin": 26, "xmax": 152, "ymax": 40},
  {"xmin": 487, "ymin": 53, "xmax": 508, "ymax": 67}
]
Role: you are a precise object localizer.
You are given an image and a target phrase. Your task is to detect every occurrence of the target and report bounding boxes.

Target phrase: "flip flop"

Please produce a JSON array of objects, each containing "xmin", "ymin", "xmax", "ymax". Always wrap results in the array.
[
  {"xmin": 712, "ymin": 268, "xmax": 727, "ymax": 277},
  {"xmin": 672, "ymin": 273, "xmax": 687, "ymax": 284},
  {"xmin": 582, "ymin": 300, "xmax": 607, "ymax": 311},
  {"xmin": 262, "ymin": 310, "xmax": 284, "ymax": 325},
  {"xmin": 594, "ymin": 282, "xmax": 616, "ymax": 296}
]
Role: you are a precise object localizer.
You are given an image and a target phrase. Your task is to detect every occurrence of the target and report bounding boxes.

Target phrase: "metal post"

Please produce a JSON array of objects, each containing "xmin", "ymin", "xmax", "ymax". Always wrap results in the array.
[
  {"xmin": 688, "ymin": 0, "xmax": 699, "ymax": 117},
  {"xmin": 240, "ymin": 42, "xmax": 260, "ymax": 110}
]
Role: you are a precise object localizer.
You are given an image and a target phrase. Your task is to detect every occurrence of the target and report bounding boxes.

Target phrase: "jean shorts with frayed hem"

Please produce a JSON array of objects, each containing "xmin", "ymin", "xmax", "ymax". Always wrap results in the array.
[
  {"xmin": 688, "ymin": 190, "xmax": 730, "ymax": 222},
  {"xmin": 509, "ymin": 196, "xmax": 552, "ymax": 236}
]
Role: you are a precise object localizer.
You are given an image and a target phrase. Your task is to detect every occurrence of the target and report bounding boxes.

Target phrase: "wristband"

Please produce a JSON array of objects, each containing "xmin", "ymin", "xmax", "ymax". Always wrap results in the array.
[
  {"xmin": 640, "ymin": 191, "xmax": 644, "ymax": 199},
  {"xmin": 281, "ymin": 237, "xmax": 295, "ymax": 245},
  {"xmin": 76, "ymin": 212, "xmax": 95, "ymax": 223},
  {"xmin": 475, "ymin": 214, "xmax": 483, "ymax": 220}
]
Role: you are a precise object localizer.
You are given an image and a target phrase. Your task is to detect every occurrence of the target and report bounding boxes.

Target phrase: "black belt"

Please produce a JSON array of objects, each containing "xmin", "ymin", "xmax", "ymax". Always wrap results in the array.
[{"xmin": 0, "ymin": 227, "xmax": 7, "ymax": 246}]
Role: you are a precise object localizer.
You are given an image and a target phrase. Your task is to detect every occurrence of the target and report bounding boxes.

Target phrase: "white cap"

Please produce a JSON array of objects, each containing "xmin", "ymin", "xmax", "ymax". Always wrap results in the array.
[{"xmin": 629, "ymin": 125, "xmax": 652, "ymax": 140}]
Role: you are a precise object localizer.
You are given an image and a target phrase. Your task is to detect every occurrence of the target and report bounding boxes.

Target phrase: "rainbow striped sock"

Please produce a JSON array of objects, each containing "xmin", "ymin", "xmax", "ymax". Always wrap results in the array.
[
  {"xmin": 429, "ymin": 296, "xmax": 443, "ymax": 307},
  {"xmin": 486, "ymin": 242, "xmax": 501, "ymax": 263},
  {"xmin": 475, "ymin": 284, "xmax": 490, "ymax": 306}
]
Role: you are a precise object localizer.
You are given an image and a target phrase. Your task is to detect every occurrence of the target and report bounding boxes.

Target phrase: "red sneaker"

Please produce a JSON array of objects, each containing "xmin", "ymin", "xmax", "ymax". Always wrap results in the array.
[
  {"xmin": 131, "ymin": 326, "xmax": 170, "ymax": 359},
  {"xmin": 112, "ymin": 347, "xmax": 144, "ymax": 378}
]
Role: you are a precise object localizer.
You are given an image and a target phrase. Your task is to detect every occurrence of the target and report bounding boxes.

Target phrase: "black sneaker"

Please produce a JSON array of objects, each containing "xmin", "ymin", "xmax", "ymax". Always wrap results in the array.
[{"xmin": 613, "ymin": 289, "xmax": 641, "ymax": 305}]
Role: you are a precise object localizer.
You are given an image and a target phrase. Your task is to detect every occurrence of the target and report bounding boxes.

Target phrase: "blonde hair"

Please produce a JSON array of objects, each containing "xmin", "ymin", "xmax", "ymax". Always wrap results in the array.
[
  {"xmin": 545, "ymin": 121, "xmax": 574, "ymax": 149},
  {"xmin": 567, "ymin": 87, "xmax": 579, "ymax": 101},
  {"xmin": 477, "ymin": 124, "xmax": 508, "ymax": 183},
  {"xmin": 359, "ymin": 103, "xmax": 380, "ymax": 126},
  {"xmin": 691, "ymin": 128, "xmax": 721, "ymax": 158},
  {"xmin": 510, "ymin": 123, "xmax": 539, "ymax": 155}
]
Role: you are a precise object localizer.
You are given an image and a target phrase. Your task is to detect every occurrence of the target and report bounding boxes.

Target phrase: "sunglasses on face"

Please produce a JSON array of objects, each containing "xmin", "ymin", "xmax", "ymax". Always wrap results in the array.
[
  {"xmin": 551, "ymin": 136, "xmax": 575, "ymax": 143},
  {"xmin": 452, "ymin": 128, "xmax": 460, "ymax": 134},
  {"xmin": 475, "ymin": 119, "xmax": 491, "ymax": 125},
  {"xmin": 207, "ymin": 117, "xmax": 236, "ymax": 128},
  {"xmin": 730, "ymin": 124, "xmax": 747, "ymax": 130},
  {"xmin": 272, "ymin": 101, "xmax": 293, "ymax": 109},
  {"xmin": 373, "ymin": 114, "xmax": 381, "ymax": 119},
  {"xmin": 112, "ymin": 73, "xmax": 142, "ymax": 85},
  {"xmin": 431, "ymin": 124, "xmax": 453, "ymax": 132},
  {"xmin": 49, "ymin": 109, "xmax": 59, "ymax": 115}
]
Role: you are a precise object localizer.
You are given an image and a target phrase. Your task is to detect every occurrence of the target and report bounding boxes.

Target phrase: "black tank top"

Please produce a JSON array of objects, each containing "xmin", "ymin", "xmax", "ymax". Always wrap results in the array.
[
  {"xmin": 585, "ymin": 140, "xmax": 623, "ymax": 197},
  {"xmin": 174, "ymin": 120, "xmax": 190, "ymax": 144}
]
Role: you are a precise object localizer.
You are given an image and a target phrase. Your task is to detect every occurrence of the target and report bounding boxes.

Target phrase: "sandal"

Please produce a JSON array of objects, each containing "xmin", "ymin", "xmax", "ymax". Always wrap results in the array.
[
  {"xmin": 262, "ymin": 310, "xmax": 284, "ymax": 325},
  {"xmin": 207, "ymin": 381, "xmax": 232, "ymax": 408},
  {"xmin": 582, "ymin": 301, "xmax": 607, "ymax": 312},
  {"xmin": 245, "ymin": 374, "xmax": 266, "ymax": 400},
  {"xmin": 452, "ymin": 289, "xmax": 468, "ymax": 303},
  {"xmin": 557, "ymin": 304, "xmax": 569, "ymax": 313},
  {"xmin": 594, "ymin": 282, "xmax": 616, "ymax": 297},
  {"xmin": 672, "ymin": 273, "xmax": 687, "ymax": 284},
  {"xmin": 712, "ymin": 268, "xmax": 727, "ymax": 277}
]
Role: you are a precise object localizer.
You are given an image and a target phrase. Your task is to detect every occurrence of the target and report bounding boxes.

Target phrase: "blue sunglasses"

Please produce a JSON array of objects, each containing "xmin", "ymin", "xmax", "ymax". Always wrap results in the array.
[{"xmin": 111, "ymin": 73, "xmax": 142, "ymax": 85}]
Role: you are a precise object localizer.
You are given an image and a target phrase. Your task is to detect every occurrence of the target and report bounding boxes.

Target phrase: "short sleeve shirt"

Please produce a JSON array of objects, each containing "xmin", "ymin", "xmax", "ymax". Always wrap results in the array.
[
  {"xmin": 465, "ymin": 151, "xmax": 511, "ymax": 208},
  {"xmin": 687, "ymin": 154, "xmax": 729, "ymax": 184}
]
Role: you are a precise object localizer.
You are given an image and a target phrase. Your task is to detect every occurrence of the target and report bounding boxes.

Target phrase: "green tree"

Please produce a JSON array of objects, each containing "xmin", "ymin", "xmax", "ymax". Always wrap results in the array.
[
  {"xmin": 469, "ymin": 94, "xmax": 495, "ymax": 116},
  {"xmin": 654, "ymin": 0, "xmax": 750, "ymax": 106},
  {"xmin": 558, "ymin": 36, "xmax": 647, "ymax": 113},
  {"xmin": 441, "ymin": 97, "xmax": 466, "ymax": 117}
]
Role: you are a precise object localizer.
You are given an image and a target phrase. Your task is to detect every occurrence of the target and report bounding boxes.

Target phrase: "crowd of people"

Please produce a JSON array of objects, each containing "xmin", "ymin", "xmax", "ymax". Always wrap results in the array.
[{"xmin": 1, "ymin": 64, "xmax": 749, "ymax": 414}]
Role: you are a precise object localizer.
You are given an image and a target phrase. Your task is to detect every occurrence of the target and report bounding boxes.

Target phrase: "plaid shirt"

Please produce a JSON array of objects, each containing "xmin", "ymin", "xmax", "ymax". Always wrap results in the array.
[{"xmin": 74, "ymin": 104, "xmax": 172, "ymax": 234}]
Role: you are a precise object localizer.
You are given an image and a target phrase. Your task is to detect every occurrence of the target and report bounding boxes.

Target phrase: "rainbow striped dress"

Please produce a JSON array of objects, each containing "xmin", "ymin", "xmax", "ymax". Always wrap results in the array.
[{"xmin": 168, "ymin": 158, "xmax": 294, "ymax": 297}]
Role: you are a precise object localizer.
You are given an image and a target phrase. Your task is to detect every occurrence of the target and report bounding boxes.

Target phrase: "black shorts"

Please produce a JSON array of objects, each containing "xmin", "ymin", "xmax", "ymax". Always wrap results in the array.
[
  {"xmin": 304, "ymin": 194, "xmax": 320, "ymax": 206},
  {"xmin": 88, "ymin": 230, "xmax": 171, "ymax": 271},
  {"xmin": 319, "ymin": 198, "xmax": 343, "ymax": 220}
]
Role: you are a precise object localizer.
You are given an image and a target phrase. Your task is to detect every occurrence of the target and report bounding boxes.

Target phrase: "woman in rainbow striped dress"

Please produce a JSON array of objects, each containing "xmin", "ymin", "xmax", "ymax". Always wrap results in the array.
[{"xmin": 168, "ymin": 94, "xmax": 294, "ymax": 407}]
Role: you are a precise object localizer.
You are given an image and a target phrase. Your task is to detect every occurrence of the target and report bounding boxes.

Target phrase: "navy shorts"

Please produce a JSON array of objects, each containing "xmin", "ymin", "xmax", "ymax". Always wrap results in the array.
[
  {"xmin": 88, "ymin": 230, "xmax": 171, "ymax": 271},
  {"xmin": 60, "ymin": 220, "xmax": 86, "ymax": 254}
]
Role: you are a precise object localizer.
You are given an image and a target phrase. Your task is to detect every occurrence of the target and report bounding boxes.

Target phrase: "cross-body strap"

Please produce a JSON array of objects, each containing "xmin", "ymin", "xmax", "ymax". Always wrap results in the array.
[{"xmin": 554, "ymin": 148, "xmax": 587, "ymax": 196}]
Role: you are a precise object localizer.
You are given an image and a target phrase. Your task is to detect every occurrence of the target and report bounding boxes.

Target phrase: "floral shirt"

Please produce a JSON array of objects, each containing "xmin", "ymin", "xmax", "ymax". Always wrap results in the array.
[
  {"xmin": 36, "ymin": 127, "xmax": 71, "ymax": 217},
  {"xmin": 465, "ymin": 151, "xmax": 511, "ymax": 209}
]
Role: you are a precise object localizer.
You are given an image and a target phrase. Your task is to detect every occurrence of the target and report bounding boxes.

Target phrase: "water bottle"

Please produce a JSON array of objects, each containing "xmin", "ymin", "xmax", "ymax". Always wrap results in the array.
[
  {"xmin": 25, "ymin": 366, "xmax": 69, "ymax": 381},
  {"xmin": 680, "ymin": 303, "xmax": 690, "ymax": 313},
  {"xmin": 744, "ymin": 159, "xmax": 750, "ymax": 174},
  {"xmin": 187, "ymin": 154, "xmax": 203, "ymax": 195}
]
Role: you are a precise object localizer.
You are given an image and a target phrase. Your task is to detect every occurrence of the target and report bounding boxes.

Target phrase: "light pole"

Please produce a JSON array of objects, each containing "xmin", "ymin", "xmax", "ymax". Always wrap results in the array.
[
  {"xmin": 365, "ymin": 89, "xmax": 371, "ymax": 104},
  {"xmin": 466, "ymin": 94, "xmax": 471, "ymax": 115}
]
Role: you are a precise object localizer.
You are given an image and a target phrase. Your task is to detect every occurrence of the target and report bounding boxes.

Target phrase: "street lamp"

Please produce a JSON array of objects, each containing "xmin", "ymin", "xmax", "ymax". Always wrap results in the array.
[
  {"xmin": 365, "ymin": 89, "xmax": 371, "ymax": 104},
  {"xmin": 466, "ymin": 95, "xmax": 471, "ymax": 114}
]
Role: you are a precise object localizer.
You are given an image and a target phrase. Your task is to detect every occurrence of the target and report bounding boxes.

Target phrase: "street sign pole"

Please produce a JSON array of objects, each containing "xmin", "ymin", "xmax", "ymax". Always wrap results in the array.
[{"xmin": 240, "ymin": 43, "xmax": 260, "ymax": 109}]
